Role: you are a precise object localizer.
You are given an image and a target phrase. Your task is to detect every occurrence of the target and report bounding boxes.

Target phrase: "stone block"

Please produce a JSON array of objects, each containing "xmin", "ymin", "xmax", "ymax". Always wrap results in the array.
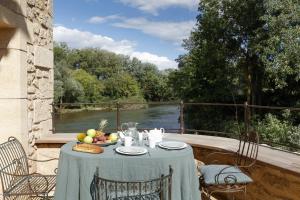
[
  {"xmin": 34, "ymin": 46, "xmax": 53, "ymax": 68},
  {"xmin": 37, "ymin": 76, "xmax": 54, "ymax": 99},
  {"xmin": 0, "ymin": 99, "xmax": 28, "ymax": 146},
  {"xmin": 40, "ymin": 119, "xmax": 53, "ymax": 135},
  {"xmin": 33, "ymin": 99, "xmax": 52, "ymax": 123},
  {"xmin": 0, "ymin": 49, "xmax": 27, "ymax": 98}
]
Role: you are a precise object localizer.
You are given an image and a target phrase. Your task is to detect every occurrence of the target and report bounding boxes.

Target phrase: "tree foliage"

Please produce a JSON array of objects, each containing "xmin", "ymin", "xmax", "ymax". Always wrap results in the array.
[
  {"xmin": 103, "ymin": 73, "xmax": 141, "ymax": 99},
  {"xmin": 53, "ymin": 42, "xmax": 175, "ymax": 104},
  {"xmin": 168, "ymin": 0, "xmax": 300, "ymax": 135},
  {"xmin": 172, "ymin": 0, "xmax": 300, "ymax": 107},
  {"xmin": 72, "ymin": 69, "xmax": 104, "ymax": 102}
]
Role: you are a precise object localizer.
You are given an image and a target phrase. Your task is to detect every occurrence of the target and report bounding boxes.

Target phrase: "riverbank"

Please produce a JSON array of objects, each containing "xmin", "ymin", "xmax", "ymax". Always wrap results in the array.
[{"xmin": 55, "ymin": 103, "xmax": 148, "ymax": 114}]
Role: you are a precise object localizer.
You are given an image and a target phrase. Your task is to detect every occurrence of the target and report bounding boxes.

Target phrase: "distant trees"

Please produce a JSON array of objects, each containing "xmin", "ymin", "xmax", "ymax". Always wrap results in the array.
[
  {"xmin": 72, "ymin": 69, "xmax": 104, "ymax": 102},
  {"xmin": 103, "ymin": 73, "xmax": 141, "ymax": 99},
  {"xmin": 53, "ymin": 42, "xmax": 175, "ymax": 104}
]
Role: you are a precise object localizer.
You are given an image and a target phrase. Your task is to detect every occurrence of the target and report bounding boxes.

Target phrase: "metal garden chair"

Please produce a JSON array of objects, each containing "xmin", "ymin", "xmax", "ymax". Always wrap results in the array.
[
  {"xmin": 0, "ymin": 137, "xmax": 57, "ymax": 200},
  {"xmin": 199, "ymin": 131, "xmax": 259, "ymax": 199},
  {"xmin": 90, "ymin": 166, "xmax": 173, "ymax": 200}
]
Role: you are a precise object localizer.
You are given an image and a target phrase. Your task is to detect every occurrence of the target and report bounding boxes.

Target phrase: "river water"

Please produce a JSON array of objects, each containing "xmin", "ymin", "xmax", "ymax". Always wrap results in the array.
[{"xmin": 54, "ymin": 105, "xmax": 180, "ymax": 133}]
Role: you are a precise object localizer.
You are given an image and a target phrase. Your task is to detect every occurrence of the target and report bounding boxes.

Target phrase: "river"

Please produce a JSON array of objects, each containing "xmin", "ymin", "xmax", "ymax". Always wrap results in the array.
[{"xmin": 54, "ymin": 105, "xmax": 180, "ymax": 133}]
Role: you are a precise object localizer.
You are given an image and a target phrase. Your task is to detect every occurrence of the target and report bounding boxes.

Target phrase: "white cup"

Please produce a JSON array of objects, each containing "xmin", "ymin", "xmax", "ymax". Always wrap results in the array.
[
  {"xmin": 124, "ymin": 136, "xmax": 132, "ymax": 147},
  {"xmin": 148, "ymin": 137, "xmax": 156, "ymax": 148}
]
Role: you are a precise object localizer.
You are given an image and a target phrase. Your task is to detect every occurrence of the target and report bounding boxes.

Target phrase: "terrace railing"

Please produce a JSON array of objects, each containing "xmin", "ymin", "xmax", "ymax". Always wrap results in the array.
[{"xmin": 53, "ymin": 102, "xmax": 300, "ymax": 153}]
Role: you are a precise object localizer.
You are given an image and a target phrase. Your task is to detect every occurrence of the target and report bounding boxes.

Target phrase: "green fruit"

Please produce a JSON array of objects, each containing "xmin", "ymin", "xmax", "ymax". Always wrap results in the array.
[
  {"xmin": 109, "ymin": 133, "xmax": 118, "ymax": 142},
  {"xmin": 77, "ymin": 133, "xmax": 86, "ymax": 142},
  {"xmin": 83, "ymin": 136, "xmax": 93, "ymax": 144},
  {"xmin": 87, "ymin": 129, "xmax": 96, "ymax": 138}
]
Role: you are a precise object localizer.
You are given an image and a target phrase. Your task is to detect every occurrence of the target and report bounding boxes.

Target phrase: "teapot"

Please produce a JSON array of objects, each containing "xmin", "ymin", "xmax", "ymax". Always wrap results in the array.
[{"xmin": 144, "ymin": 128, "xmax": 165, "ymax": 143}]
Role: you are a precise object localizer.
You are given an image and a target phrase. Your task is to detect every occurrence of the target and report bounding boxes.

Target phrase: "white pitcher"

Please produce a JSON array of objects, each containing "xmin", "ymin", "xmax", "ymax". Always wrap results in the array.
[{"xmin": 145, "ymin": 128, "xmax": 165, "ymax": 143}]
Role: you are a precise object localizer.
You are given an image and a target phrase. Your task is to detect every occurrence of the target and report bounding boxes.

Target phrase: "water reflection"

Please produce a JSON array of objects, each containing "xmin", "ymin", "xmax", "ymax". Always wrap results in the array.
[{"xmin": 54, "ymin": 105, "xmax": 180, "ymax": 133}]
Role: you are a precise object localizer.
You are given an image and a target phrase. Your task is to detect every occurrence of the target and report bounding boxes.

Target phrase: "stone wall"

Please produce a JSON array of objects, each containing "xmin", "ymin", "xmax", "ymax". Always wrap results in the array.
[
  {"xmin": 26, "ymin": 0, "xmax": 54, "ymax": 164},
  {"xmin": 0, "ymin": 0, "xmax": 53, "ymax": 170}
]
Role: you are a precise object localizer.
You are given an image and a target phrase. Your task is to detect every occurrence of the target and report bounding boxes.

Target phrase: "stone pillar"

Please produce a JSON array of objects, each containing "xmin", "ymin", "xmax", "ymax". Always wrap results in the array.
[
  {"xmin": 26, "ymin": 0, "xmax": 54, "ymax": 164},
  {"xmin": 0, "ymin": 0, "xmax": 53, "ymax": 170}
]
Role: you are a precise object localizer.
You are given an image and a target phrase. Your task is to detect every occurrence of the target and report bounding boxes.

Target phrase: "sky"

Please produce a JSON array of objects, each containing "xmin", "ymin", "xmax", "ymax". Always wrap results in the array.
[{"xmin": 53, "ymin": 0, "xmax": 199, "ymax": 70}]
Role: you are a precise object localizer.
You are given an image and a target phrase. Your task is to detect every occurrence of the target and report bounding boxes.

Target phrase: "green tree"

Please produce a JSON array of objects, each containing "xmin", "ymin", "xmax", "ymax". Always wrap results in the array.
[
  {"xmin": 175, "ymin": 0, "xmax": 267, "ymax": 103},
  {"xmin": 169, "ymin": 0, "xmax": 300, "ymax": 133},
  {"xmin": 104, "ymin": 73, "xmax": 141, "ymax": 99},
  {"xmin": 63, "ymin": 78, "xmax": 85, "ymax": 103},
  {"xmin": 72, "ymin": 69, "xmax": 104, "ymax": 102},
  {"xmin": 54, "ymin": 60, "xmax": 85, "ymax": 103},
  {"xmin": 54, "ymin": 42, "xmax": 69, "ymax": 64},
  {"xmin": 173, "ymin": 0, "xmax": 300, "ymax": 106},
  {"xmin": 53, "ymin": 42, "xmax": 175, "ymax": 102},
  {"xmin": 259, "ymin": 0, "xmax": 300, "ymax": 106}
]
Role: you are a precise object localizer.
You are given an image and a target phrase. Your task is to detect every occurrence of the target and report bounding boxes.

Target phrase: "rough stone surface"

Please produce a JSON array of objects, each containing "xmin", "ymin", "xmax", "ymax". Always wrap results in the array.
[
  {"xmin": 33, "ymin": 99, "xmax": 52, "ymax": 123},
  {"xmin": 0, "ymin": 0, "xmax": 53, "ymax": 173},
  {"xmin": 34, "ymin": 46, "xmax": 53, "ymax": 68},
  {"xmin": 26, "ymin": 0, "xmax": 53, "ymax": 166}
]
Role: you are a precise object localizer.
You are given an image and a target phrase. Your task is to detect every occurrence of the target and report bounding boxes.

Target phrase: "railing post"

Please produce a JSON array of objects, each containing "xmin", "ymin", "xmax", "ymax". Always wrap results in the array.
[
  {"xmin": 244, "ymin": 102, "xmax": 250, "ymax": 133},
  {"xmin": 116, "ymin": 102, "xmax": 120, "ymax": 131},
  {"xmin": 180, "ymin": 101, "xmax": 184, "ymax": 134}
]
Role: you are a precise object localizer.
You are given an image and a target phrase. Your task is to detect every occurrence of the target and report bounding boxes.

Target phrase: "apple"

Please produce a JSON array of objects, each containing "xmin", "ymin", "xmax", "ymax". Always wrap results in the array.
[
  {"xmin": 87, "ymin": 129, "xmax": 96, "ymax": 138},
  {"xmin": 83, "ymin": 136, "xmax": 93, "ymax": 144},
  {"xmin": 77, "ymin": 133, "xmax": 86, "ymax": 142},
  {"xmin": 109, "ymin": 133, "xmax": 118, "ymax": 142}
]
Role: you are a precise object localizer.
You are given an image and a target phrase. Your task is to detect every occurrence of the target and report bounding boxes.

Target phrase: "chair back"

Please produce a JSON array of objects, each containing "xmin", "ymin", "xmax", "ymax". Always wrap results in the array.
[
  {"xmin": 235, "ymin": 131, "xmax": 259, "ymax": 167},
  {"xmin": 0, "ymin": 137, "xmax": 29, "ymax": 193},
  {"xmin": 90, "ymin": 166, "xmax": 173, "ymax": 200}
]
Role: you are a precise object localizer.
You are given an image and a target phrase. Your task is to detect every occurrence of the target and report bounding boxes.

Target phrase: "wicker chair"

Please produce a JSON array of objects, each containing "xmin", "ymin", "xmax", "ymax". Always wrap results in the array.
[
  {"xmin": 0, "ymin": 137, "xmax": 57, "ymax": 200},
  {"xmin": 200, "ymin": 131, "xmax": 259, "ymax": 200},
  {"xmin": 90, "ymin": 166, "xmax": 173, "ymax": 200}
]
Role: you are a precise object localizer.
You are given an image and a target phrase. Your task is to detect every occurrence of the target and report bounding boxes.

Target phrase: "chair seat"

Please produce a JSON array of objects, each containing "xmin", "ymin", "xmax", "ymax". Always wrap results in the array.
[
  {"xmin": 200, "ymin": 165, "xmax": 252, "ymax": 185},
  {"xmin": 6, "ymin": 175, "xmax": 56, "ymax": 196}
]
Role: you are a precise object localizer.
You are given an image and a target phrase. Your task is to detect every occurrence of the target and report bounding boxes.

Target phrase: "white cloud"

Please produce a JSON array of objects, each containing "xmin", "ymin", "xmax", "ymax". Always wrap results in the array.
[
  {"xmin": 131, "ymin": 52, "xmax": 177, "ymax": 70},
  {"xmin": 119, "ymin": 0, "xmax": 198, "ymax": 15},
  {"xmin": 54, "ymin": 26, "xmax": 134, "ymax": 55},
  {"xmin": 87, "ymin": 15, "xmax": 121, "ymax": 24},
  {"xmin": 113, "ymin": 18, "xmax": 195, "ymax": 45},
  {"xmin": 53, "ymin": 26, "xmax": 177, "ymax": 70}
]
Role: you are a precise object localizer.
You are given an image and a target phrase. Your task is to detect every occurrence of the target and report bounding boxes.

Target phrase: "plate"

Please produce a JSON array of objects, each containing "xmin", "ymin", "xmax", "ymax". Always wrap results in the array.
[
  {"xmin": 115, "ymin": 146, "xmax": 148, "ymax": 155},
  {"xmin": 158, "ymin": 141, "xmax": 187, "ymax": 150}
]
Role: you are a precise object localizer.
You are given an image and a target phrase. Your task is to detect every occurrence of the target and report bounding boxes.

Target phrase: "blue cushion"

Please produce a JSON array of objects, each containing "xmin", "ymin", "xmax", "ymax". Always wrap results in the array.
[{"xmin": 200, "ymin": 165, "xmax": 253, "ymax": 185}]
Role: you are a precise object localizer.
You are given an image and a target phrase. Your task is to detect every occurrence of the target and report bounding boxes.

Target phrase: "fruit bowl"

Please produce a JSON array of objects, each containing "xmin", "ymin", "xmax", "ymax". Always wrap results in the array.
[{"xmin": 77, "ymin": 130, "xmax": 119, "ymax": 147}]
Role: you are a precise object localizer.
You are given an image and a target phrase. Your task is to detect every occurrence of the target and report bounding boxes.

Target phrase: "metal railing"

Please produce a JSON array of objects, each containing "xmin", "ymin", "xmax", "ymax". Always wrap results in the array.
[{"xmin": 53, "ymin": 101, "xmax": 300, "ymax": 152}]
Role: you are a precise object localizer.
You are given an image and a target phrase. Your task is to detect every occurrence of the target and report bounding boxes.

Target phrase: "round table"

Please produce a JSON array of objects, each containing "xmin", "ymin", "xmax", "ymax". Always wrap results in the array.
[{"xmin": 54, "ymin": 141, "xmax": 200, "ymax": 200}]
